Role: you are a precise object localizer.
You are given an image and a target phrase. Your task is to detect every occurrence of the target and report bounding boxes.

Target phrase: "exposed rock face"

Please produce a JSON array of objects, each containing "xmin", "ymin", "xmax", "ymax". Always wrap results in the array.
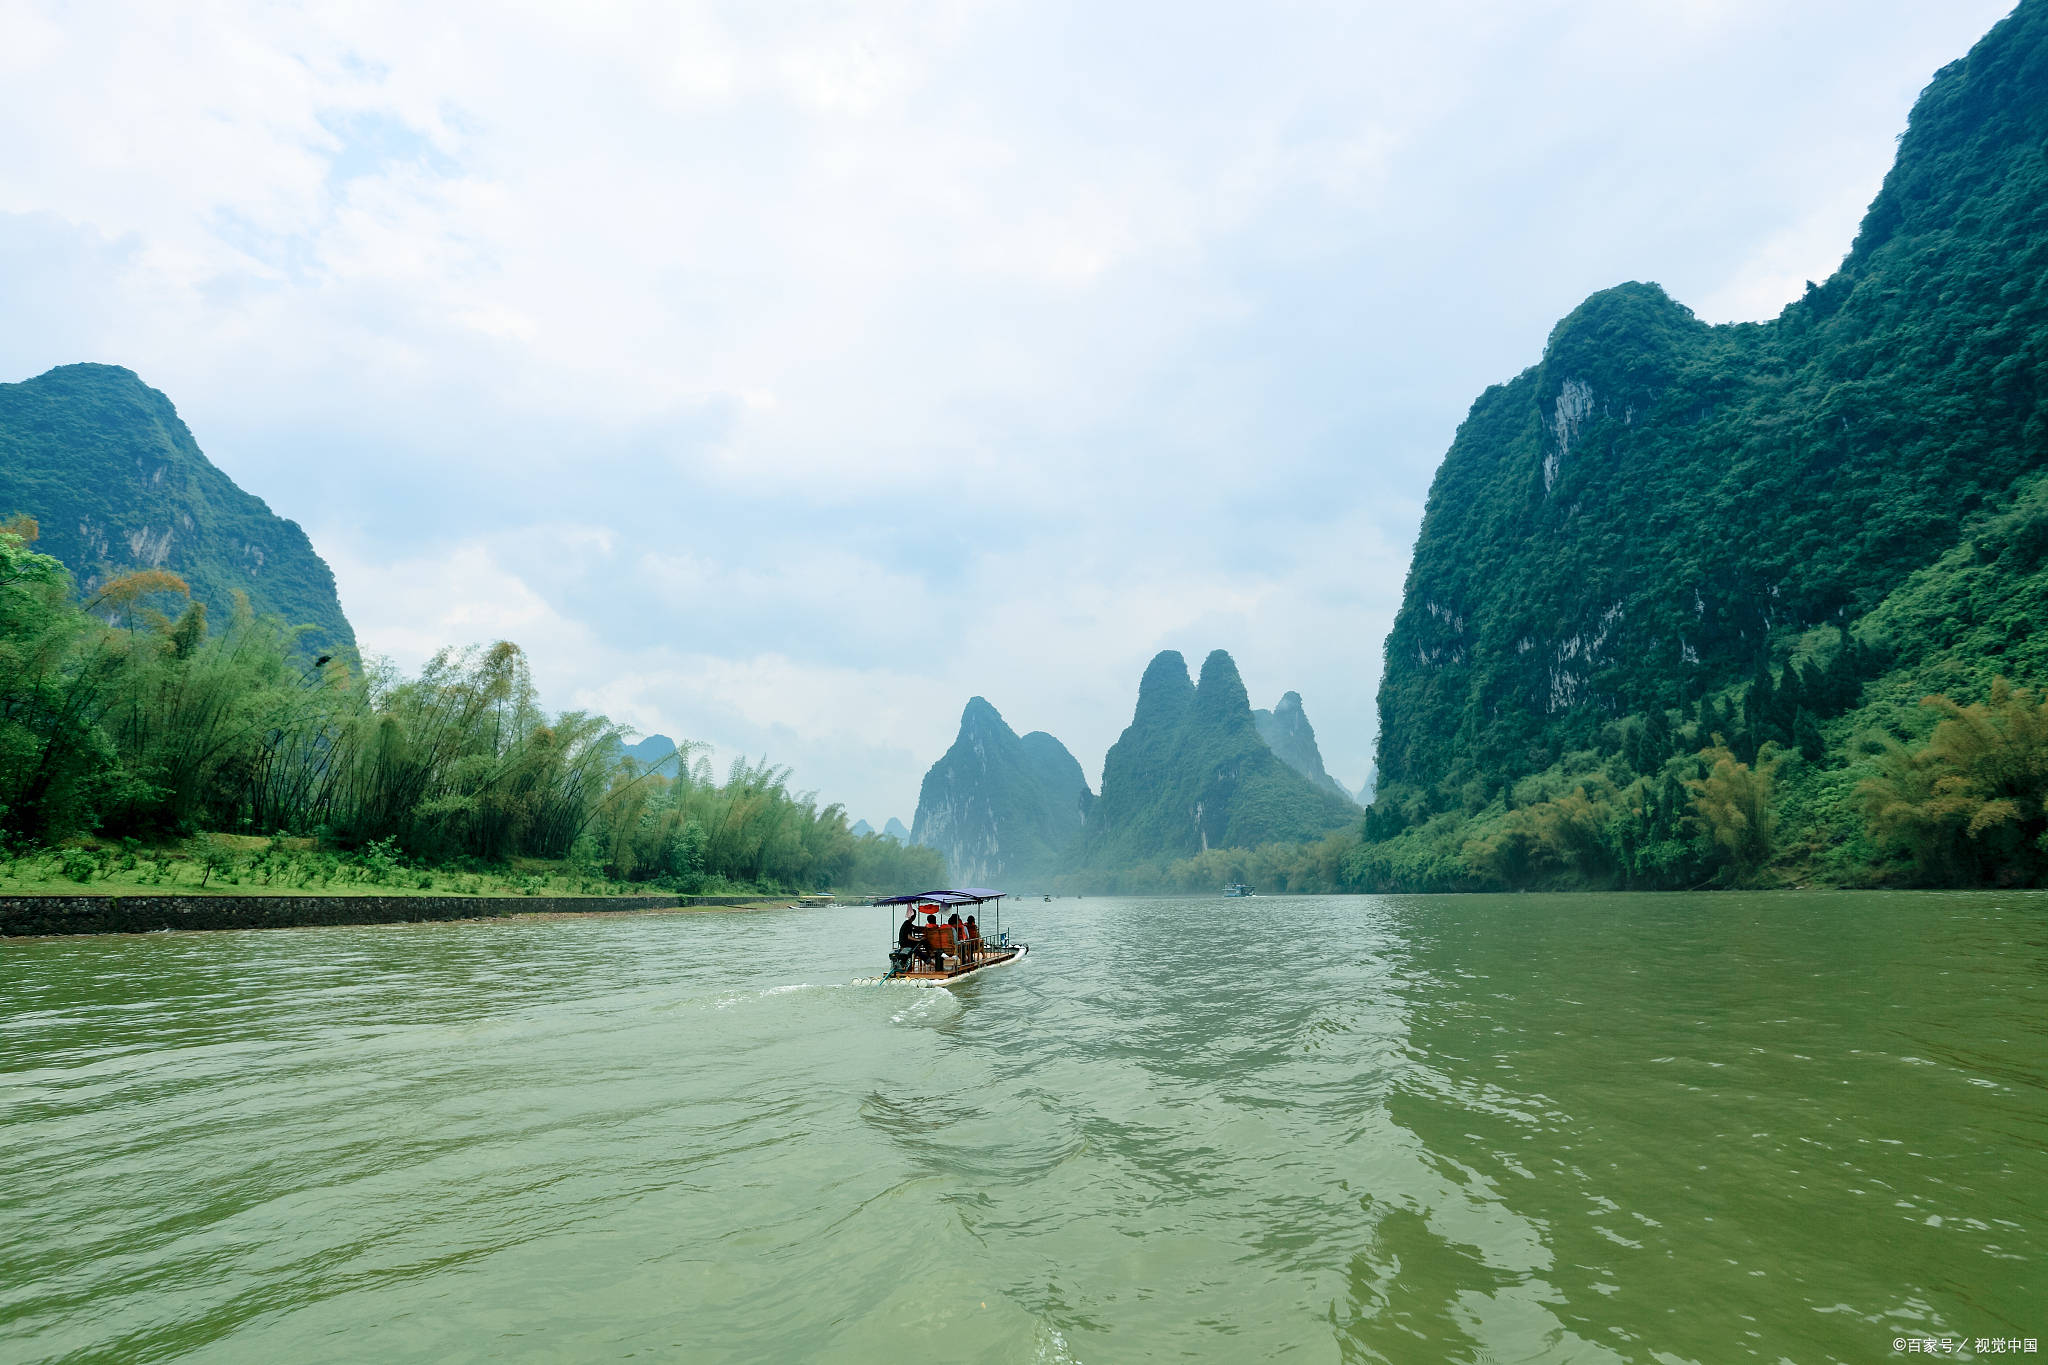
[
  {"xmin": 1252, "ymin": 691, "xmax": 1358, "ymax": 805},
  {"xmin": 911, "ymin": 697, "xmax": 1093, "ymax": 886},
  {"xmin": 1072, "ymin": 650, "xmax": 1360, "ymax": 873},
  {"xmin": 0, "ymin": 363, "xmax": 355, "ymax": 654}
]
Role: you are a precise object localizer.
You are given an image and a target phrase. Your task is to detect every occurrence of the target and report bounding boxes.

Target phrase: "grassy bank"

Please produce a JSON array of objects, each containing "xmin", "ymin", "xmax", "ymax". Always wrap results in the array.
[
  {"xmin": 0, "ymin": 835, "xmax": 836, "ymax": 901},
  {"xmin": 0, "ymin": 891, "xmax": 790, "ymax": 937}
]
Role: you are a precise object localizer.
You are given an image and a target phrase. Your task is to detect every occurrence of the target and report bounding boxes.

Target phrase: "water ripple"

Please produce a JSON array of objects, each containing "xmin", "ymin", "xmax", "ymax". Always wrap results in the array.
[{"xmin": 2, "ymin": 891, "xmax": 2042, "ymax": 1362}]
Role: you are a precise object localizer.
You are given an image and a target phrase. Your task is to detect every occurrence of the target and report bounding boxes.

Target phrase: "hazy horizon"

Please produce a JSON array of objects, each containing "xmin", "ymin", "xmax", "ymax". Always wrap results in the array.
[{"xmin": 0, "ymin": 0, "xmax": 2014, "ymax": 827}]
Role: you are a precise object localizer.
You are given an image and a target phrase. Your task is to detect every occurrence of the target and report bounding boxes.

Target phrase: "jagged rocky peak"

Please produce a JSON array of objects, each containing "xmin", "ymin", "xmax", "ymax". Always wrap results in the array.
[
  {"xmin": 911, "ymin": 696, "xmax": 1093, "ymax": 886},
  {"xmin": 1252, "ymin": 690, "xmax": 1357, "ymax": 805},
  {"xmin": 849, "ymin": 819, "xmax": 875, "ymax": 838},
  {"xmin": 881, "ymin": 817, "xmax": 911, "ymax": 844}
]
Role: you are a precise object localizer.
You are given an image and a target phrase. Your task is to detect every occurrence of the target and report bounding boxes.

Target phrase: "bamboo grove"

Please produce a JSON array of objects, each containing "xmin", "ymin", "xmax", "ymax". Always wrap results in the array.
[{"xmin": 0, "ymin": 517, "xmax": 941, "ymax": 893}]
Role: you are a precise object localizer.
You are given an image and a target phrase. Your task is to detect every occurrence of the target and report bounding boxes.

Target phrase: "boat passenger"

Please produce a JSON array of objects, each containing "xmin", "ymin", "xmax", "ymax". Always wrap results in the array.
[
  {"xmin": 902, "ymin": 909, "xmax": 931, "ymax": 967},
  {"xmin": 963, "ymin": 914, "xmax": 980, "ymax": 962},
  {"xmin": 924, "ymin": 912, "xmax": 943, "ymax": 967},
  {"xmin": 946, "ymin": 912, "xmax": 967, "ymax": 966}
]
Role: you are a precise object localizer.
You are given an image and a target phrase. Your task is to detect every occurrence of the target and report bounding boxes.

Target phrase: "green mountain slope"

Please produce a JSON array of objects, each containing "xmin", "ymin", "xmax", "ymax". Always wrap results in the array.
[
  {"xmin": 1252, "ymin": 691, "xmax": 1358, "ymax": 805},
  {"xmin": 1366, "ymin": 0, "xmax": 2048, "ymax": 886},
  {"xmin": 911, "ymin": 697, "xmax": 1093, "ymax": 885},
  {"xmin": 1074, "ymin": 650, "xmax": 1359, "ymax": 876},
  {"xmin": 0, "ymin": 364, "xmax": 355, "ymax": 654}
]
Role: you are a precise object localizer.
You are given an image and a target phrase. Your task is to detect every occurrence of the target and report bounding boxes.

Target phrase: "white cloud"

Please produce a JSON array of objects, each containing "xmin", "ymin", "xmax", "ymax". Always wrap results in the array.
[{"xmin": 319, "ymin": 532, "xmax": 601, "ymax": 675}]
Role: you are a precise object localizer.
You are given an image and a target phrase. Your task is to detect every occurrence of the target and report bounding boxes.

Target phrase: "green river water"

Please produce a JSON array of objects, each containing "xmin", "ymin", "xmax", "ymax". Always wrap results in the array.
[{"xmin": 1, "ymin": 892, "xmax": 2042, "ymax": 1363}]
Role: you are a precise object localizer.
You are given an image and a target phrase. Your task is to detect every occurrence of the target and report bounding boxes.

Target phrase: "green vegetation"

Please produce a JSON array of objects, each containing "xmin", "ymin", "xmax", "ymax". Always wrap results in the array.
[
  {"xmin": 1858, "ymin": 679, "xmax": 2048, "ymax": 885},
  {"xmin": 911, "ymin": 697, "xmax": 1093, "ymax": 886},
  {"xmin": 0, "ymin": 517, "xmax": 939, "ymax": 898},
  {"xmin": 1064, "ymin": 650, "xmax": 1359, "ymax": 884},
  {"xmin": 0, "ymin": 364, "xmax": 355, "ymax": 656},
  {"xmin": 0, "ymin": 832, "xmax": 631, "ymax": 898},
  {"xmin": 1352, "ymin": 1, "xmax": 2048, "ymax": 891}
]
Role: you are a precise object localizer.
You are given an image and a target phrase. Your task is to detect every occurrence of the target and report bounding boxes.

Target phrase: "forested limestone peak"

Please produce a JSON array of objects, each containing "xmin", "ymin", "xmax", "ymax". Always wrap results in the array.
[
  {"xmin": 1190, "ymin": 649, "xmax": 1255, "ymax": 733},
  {"xmin": 1847, "ymin": 3, "xmax": 2048, "ymax": 267},
  {"xmin": 1364, "ymin": 0, "xmax": 2048, "ymax": 890},
  {"xmin": 0, "ymin": 362, "xmax": 355, "ymax": 655},
  {"xmin": 1071, "ymin": 648, "xmax": 1359, "ymax": 881},
  {"xmin": 912, "ymin": 696, "xmax": 1092, "ymax": 886},
  {"xmin": 1133, "ymin": 650, "xmax": 1197, "ymax": 729}
]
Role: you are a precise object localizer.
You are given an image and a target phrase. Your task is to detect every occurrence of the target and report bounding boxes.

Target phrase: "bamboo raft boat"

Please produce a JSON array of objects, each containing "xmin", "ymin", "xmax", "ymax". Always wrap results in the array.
[{"xmin": 874, "ymin": 888, "xmax": 1027, "ymax": 985}]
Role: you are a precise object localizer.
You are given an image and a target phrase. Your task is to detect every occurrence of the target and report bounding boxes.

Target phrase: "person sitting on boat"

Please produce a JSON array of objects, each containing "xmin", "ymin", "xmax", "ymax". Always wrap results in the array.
[
  {"xmin": 924, "ymin": 912, "xmax": 944, "ymax": 967},
  {"xmin": 889, "ymin": 908, "xmax": 917, "ymax": 974},
  {"xmin": 901, "ymin": 908, "xmax": 933, "ymax": 968},
  {"xmin": 945, "ymin": 912, "xmax": 964, "ymax": 962},
  {"xmin": 963, "ymin": 914, "xmax": 980, "ymax": 963}
]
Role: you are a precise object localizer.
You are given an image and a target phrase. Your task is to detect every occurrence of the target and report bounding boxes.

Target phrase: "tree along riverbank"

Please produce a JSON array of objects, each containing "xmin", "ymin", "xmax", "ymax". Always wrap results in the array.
[
  {"xmin": 1044, "ymin": 678, "xmax": 2048, "ymax": 896},
  {"xmin": 0, "ymin": 892, "xmax": 785, "ymax": 937},
  {"xmin": 0, "ymin": 833, "xmax": 905, "ymax": 922},
  {"xmin": 0, "ymin": 519, "xmax": 944, "ymax": 896}
]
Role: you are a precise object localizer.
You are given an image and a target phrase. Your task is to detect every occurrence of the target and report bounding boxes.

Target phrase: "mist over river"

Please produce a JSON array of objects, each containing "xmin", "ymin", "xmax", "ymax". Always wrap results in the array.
[{"xmin": 2, "ymin": 893, "xmax": 2042, "ymax": 1363}]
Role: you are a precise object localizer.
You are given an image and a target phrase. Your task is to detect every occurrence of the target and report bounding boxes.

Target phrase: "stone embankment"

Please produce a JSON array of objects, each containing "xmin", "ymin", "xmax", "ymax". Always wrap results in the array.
[{"xmin": 0, "ymin": 894, "xmax": 771, "ymax": 937}]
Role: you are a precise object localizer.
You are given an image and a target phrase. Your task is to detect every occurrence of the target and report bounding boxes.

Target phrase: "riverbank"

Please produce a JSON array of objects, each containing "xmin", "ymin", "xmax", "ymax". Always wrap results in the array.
[
  {"xmin": 0, "ymin": 892, "xmax": 790, "ymax": 937},
  {"xmin": 0, "ymin": 834, "xmax": 856, "ymax": 910}
]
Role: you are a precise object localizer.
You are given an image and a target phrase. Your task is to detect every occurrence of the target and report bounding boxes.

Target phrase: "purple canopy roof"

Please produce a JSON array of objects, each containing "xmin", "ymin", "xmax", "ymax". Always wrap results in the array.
[{"xmin": 872, "ymin": 888, "xmax": 1006, "ymax": 906}]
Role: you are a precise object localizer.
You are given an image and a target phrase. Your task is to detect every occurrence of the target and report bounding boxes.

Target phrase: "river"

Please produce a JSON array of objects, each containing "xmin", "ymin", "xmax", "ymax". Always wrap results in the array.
[{"xmin": 2, "ymin": 892, "xmax": 2042, "ymax": 1363}]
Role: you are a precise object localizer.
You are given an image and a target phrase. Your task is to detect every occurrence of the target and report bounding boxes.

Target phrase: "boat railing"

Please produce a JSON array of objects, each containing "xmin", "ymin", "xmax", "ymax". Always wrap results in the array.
[{"xmin": 889, "ymin": 930, "xmax": 1015, "ymax": 976}]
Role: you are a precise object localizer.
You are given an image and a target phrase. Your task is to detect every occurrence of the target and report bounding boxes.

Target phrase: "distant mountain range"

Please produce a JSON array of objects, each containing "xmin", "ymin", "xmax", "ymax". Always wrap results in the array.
[
  {"xmin": 911, "ymin": 651, "xmax": 1360, "ymax": 887},
  {"xmin": 850, "ymin": 817, "xmax": 911, "ymax": 844},
  {"xmin": 0, "ymin": 363, "xmax": 355, "ymax": 655},
  {"xmin": 613, "ymin": 734, "xmax": 682, "ymax": 769}
]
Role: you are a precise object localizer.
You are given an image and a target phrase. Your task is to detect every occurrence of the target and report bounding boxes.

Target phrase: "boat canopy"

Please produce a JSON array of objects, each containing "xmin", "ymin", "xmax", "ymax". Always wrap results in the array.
[{"xmin": 873, "ymin": 888, "xmax": 1006, "ymax": 906}]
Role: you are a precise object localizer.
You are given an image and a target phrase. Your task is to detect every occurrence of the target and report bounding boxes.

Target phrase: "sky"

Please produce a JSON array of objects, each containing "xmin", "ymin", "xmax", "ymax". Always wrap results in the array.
[{"xmin": 0, "ymin": 0, "xmax": 2018, "ymax": 826}]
